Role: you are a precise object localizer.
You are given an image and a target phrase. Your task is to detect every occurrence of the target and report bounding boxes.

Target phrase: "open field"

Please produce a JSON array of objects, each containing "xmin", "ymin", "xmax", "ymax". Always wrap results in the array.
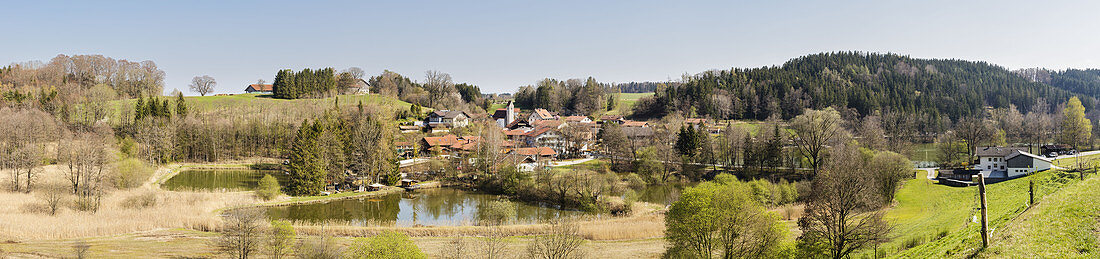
[
  {"xmin": 885, "ymin": 170, "xmax": 1082, "ymax": 258},
  {"xmin": 102, "ymin": 93, "xmax": 416, "ymax": 123},
  {"xmin": 0, "ymin": 228, "xmax": 668, "ymax": 258},
  {"xmin": 605, "ymin": 92, "xmax": 654, "ymax": 116},
  {"xmin": 982, "ymin": 175, "xmax": 1099, "ymax": 258}
]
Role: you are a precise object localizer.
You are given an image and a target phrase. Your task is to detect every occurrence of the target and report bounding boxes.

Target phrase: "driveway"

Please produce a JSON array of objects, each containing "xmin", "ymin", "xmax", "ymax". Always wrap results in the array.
[{"xmin": 551, "ymin": 158, "xmax": 594, "ymax": 167}]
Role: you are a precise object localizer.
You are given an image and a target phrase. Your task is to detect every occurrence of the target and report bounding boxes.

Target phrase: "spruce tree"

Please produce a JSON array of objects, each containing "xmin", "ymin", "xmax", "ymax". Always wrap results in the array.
[
  {"xmin": 176, "ymin": 92, "xmax": 188, "ymax": 117},
  {"xmin": 286, "ymin": 120, "xmax": 326, "ymax": 196},
  {"xmin": 134, "ymin": 96, "xmax": 146, "ymax": 121}
]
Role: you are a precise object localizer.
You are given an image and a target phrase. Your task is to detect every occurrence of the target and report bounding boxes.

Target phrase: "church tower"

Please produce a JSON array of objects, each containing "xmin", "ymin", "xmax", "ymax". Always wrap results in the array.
[{"xmin": 505, "ymin": 100, "xmax": 515, "ymax": 125}]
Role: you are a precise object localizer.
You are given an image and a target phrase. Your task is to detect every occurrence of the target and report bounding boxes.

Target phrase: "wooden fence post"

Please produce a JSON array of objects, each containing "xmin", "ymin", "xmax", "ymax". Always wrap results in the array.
[
  {"xmin": 1028, "ymin": 180, "xmax": 1034, "ymax": 207},
  {"xmin": 978, "ymin": 174, "xmax": 988, "ymax": 248}
]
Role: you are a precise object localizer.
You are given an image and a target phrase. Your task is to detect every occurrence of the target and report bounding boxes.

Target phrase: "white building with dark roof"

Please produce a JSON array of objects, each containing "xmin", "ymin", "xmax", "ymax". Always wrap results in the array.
[{"xmin": 974, "ymin": 146, "xmax": 1053, "ymax": 179}]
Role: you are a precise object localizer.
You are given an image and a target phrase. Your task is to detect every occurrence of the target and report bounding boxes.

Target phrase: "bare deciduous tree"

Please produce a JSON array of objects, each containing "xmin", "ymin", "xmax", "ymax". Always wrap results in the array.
[
  {"xmin": 190, "ymin": 75, "xmax": 217, "ymax": 96},
  {"xmin": 39, "ymin": 186, "xmax": 67, "ymax": 216},
  {"xmin": 214, "ymin": 209, "xmax": 266, "ymax": 259},
  {"xmin": 789, "ymin": 108, "xmax": 846, "ymax": 177},
  {"xmin": 423, "ymin": 70, "xmax": 454, "ymax": 108},
  {"xmin": 442, "ymin": 237, "xmax": 468, "ymax": 259},
  {"xmin": 526, "ymin": 219, "xmax": 586, "ymax": 259},
  {"xmin": 798, "ymin": 143, "xmax": 892, "ymax": 259}
]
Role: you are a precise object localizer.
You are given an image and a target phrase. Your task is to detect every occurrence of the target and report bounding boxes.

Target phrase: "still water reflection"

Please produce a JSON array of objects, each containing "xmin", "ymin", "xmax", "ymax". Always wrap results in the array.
[
  {"xmin": 264, "ymin": 188, "xmax": 590, "ymax": 227},
  {"xmin": 163, "ymin": 169, "xmax": 285, "ymax": 191}
]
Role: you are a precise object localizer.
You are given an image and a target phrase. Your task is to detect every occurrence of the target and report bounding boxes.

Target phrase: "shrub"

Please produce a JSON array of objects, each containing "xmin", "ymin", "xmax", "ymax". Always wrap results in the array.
[
  {"xmin": 477, "ymin": 200, "xmax": 516, "ymax": 226},
  {"xmin": 120, "ymin": 192, "xmax": 158, "ymax": 209},
  {"xmin": 623, "ymin": 173, "xmax": 646, "ymax": 189},
  {"xmin": 296, "ymin": 235, "xmax": 342, "ymax": 259},
  {"xmin": 526, "ymin": 220, "xmax": 586, "ymax": 259},
  {"xmin": 73, "ymin": 240, "xmax": 90, "ymax": 259},
  {"xmin": 38, "ymin": 186, "xmax": 67, "ymax": 215},
  {"xmin": 256, "ymin": 174, "xmax": 282, "ymax": 201},
  {"xmin": 268, "ymin": 220, "xmax": 295, "ymax": 259},
  {"xmin": 348, "ymin": 231, "xmax": 426, "ymax": 259},
  {"xmin": 114, "ymin": 158, "xmax": 153, "ymax": 189}
]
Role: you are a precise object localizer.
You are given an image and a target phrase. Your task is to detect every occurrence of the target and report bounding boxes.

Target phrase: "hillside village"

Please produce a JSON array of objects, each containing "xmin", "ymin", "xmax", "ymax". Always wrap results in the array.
[{"xmin": 2, "ymin": 2, "xmax": 1100, "ymax": 257}]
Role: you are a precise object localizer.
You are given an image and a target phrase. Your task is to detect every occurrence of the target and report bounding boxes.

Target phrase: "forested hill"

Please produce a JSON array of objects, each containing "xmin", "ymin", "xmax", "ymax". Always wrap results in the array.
[
  {"xmin": 633, "ymin": 52, "xmax": 1094, "ymax": 122},
  {"xmin": 1043, "ymin": 69, "xmax": 1100, "ymax": 99}
]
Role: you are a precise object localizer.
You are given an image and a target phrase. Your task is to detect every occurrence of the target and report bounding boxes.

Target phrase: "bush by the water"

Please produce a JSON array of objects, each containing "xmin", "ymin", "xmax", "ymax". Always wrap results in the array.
[
  {"xmin": 349, "ymin": 231, "xmax": 426, "ymax": 259},
  {"xmin": 114, "ymin": 158, "xmax": 153, "ymax": 189},
  {"xmin": 255, "ymin": 174, "xmax": 282, "ymax": 200}
]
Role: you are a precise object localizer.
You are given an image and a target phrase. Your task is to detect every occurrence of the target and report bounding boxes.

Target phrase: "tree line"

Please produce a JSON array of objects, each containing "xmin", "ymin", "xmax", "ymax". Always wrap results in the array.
[
  {"xmin": 632, "ymin": 51, "xmax": 1094, "ymax": 124},
  {"xmin": 368, "ymin": 70, "xmax": 489, "ymax": 112},
  {"xmin": 272, "ymin": 68, "xmax": 336, "ymax": 99},
  {"xmin": 615, "ymin": 81, "xmax": 677, "ymax": 93},
  {"xmin": 513, "ymin": 77, "xmax": 617, "ymax": 116}
]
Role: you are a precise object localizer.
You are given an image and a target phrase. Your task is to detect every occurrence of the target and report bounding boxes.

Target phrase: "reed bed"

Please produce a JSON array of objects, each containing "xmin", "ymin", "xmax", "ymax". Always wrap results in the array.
[
  {"xmin": 0, "ymin": 166, "xmax": 256, "ymax": 241},
  {"xmin": 290, "ymin": 204, "xmax": 667, "ymax": 241}
]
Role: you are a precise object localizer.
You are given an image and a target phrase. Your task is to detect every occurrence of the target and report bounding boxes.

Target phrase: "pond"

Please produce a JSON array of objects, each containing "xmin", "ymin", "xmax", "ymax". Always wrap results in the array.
[
  {"xmin": 636, "ymin": 182, "xmax": 695, "ymax": 205},
  {"xmin": 163, "ymin": 169, "xmax": 285, "ymax": 191},
  {"xmin": 264, "ymin": 188, "xmax": 590, "ymax": 227}
]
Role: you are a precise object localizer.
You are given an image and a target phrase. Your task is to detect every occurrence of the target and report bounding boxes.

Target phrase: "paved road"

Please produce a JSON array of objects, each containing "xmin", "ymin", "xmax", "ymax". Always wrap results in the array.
[
  {"xmin": 551, "ymin": 158, "xmax": 594, "ymax": 167},
  {"xmin": 1050, "ymin": 150, "xmax": 1100, "ymax": 161}
]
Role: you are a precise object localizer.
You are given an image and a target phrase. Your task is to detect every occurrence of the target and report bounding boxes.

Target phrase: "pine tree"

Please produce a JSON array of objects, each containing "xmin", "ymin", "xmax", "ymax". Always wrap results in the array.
[
  {"xmin": 176, "ymin": 92, "xmax": 188, "ymax": 117},
  {"xmin": 134, "ymin": 96, "xmax": 146, "ymax": 121},
  {"xmin": 286, "ymin": 120, "xmax": 326, "ymax": 196}
]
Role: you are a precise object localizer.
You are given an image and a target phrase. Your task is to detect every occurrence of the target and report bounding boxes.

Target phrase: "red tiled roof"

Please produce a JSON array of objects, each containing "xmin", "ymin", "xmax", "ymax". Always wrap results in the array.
[
  {"xmin": 423, "ymin": 135, "xmax": 460, "ymax": 147},
  {"xmin": 532, "ymin": 109, "xmax": 555, "ymax": 119},
  {"xmin": 247, "ymin": 84, "xmax": 273, "ymax": 92},
  {"xmin": 513, "ymin": 147, "xmax": 557, "ymax": 156},
  {"xmin": 532, "ymin": 120, "xmax": 565, "ymax": 128},
  {"xmin": 503, "ymin": 129, "xmax": 529, "ymax": 136},
  {"xmin": 622, "ymin": 120, "xmax": 648, "ymax": 127},
  {"xmin": 564, "ymin": 116, "xmax": 589, "ymax": 122},
  {"xmin": 525, "ymin": 126, "xmax": 554, "ymax": 137}
]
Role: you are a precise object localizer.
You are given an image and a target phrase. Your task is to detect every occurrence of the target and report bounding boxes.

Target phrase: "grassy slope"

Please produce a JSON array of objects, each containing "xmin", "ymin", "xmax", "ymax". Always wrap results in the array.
[
  {"xmin": 982, "ymin": 175, "xmax": 1099, "ymax": 258},
  {"xmin": 885, "ymin": 170, "xmax": 1081, "ymax": 258},
  {"xmin": 605, "ymin": 92, "xmax": 654, "ymax": 116},
  {"xmin": 106, "ymin": 93, "xmax": 416, "ymax": 122}
]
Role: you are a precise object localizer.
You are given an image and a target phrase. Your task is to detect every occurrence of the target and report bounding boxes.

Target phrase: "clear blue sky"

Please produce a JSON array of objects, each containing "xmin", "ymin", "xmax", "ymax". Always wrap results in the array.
[{"xmin": 2, "ymin": 0, "xmax": 1098, "ymax": 95}]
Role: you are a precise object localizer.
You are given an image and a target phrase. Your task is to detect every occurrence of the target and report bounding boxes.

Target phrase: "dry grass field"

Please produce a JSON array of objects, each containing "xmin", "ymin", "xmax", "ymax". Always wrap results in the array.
[
  {"xmin": 0, "ymin": 160, "xmax": 673, "ymax": 258},
  {"xmin": 0, "ymin": 165, "xmax": 259, "ymax": 241}
]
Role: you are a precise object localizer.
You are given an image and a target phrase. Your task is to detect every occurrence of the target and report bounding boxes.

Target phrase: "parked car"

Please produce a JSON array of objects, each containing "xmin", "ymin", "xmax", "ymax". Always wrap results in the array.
[{"xmin": 1046, "ymin": 152, "xmax": 1059, "ymax": 158}]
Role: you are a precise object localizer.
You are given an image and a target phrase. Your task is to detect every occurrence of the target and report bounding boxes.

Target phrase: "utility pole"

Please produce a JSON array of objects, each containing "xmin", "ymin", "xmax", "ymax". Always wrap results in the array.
[{"xmin": 978, "ymin": 174, "xmax": 989, "ymax": 248}]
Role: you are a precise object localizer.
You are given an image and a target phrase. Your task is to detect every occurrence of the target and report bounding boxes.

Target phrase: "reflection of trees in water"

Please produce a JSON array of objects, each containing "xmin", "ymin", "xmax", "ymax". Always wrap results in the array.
[
  {"xmin": 164, "ymin": 170, "xmax": 284, "ymax": 191},
  {"xmin": 638, "ymin": 183, "xmax": 692, "ymax": 205},
  {"xmin": 265, "ymin": 188, "xmax": 592, "ymax": 226}
]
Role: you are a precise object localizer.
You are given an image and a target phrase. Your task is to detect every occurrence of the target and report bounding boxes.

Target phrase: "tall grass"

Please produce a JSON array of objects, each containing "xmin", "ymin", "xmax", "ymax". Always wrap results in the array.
[{"xmin": 0, "ymin": 165, "xmax": 257, "ymax": 240}]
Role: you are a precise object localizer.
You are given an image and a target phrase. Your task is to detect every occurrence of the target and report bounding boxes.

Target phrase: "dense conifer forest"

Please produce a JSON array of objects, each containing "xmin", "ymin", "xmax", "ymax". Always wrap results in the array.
[{"xmin": 632, "ymin": 52, "xmax": 1095, "ymax": 123}]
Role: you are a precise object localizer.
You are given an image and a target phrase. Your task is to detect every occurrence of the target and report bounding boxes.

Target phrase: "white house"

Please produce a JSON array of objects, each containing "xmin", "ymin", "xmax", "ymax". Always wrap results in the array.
[
  {"xmin": 974, "ymin": 147, "xmax": 1053, "ymax": 179},
  {"xmin": 426, "ymin": 110, "xmax": 470, "ymax": 129}
]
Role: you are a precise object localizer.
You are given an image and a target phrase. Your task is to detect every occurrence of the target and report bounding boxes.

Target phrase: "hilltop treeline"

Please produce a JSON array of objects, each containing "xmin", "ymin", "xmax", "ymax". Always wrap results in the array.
[
  {"xmin": 513, "ymin": 77, "xmax": 617, "ymax": 116},
  {"xmin": 615, "ymin": 81, "xmax": 677, "ymax": 93},
  {"xmin": 368, "ymin": 70, "xmax": 488, "ymax": 112},
  {"xmin": 272, "ymin": 68, "xmax": 337, "ymax": 99},
  {"xmin": 0, "ymin": 54, "xmax": 165, "ymax": 99},
  {"xmin": 634, "ymin": 52, "xmax": 1093, "ymax": 122}
]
